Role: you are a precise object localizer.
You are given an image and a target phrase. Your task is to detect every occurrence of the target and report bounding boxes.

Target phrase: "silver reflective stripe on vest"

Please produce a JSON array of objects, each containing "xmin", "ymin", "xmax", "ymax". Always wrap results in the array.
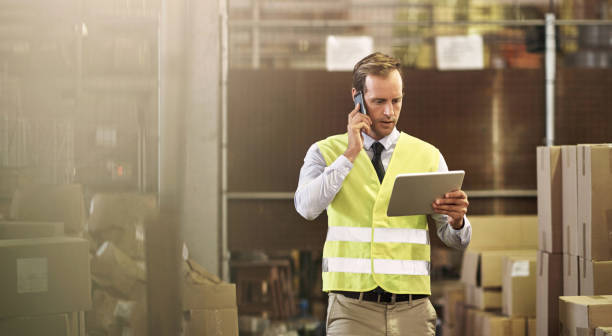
[
  {"xmin": 326, "ymin": 226, "xmax": 429, "ymax": 245},
  {"xmin": 374, "ymin": 259, "xmax": 430, "ymax": 275},
  {"xmin": 322, "ymin": 257, "xmax": 430, "ymax": 276},
  {"xmin": 373, "ymin": 227, "xmax": 430, "ymax": 245}
]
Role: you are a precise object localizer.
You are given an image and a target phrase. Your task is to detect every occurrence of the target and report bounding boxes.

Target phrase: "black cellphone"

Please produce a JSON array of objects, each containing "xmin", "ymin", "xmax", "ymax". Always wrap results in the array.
[{"xmin": 354, "ymin": 91, "xmax": 367, "ymax": 115}]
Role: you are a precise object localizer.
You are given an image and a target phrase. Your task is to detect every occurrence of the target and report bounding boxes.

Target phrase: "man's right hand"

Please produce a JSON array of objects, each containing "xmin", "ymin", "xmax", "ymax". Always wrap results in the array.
[{"xmin": 343, "ymin": 104, "xmax": 372, "ymax": 162}]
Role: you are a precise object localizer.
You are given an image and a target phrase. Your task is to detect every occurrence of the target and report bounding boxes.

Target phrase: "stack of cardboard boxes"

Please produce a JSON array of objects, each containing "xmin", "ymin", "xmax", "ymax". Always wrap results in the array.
[
  {"xmin": 536, "ymin": 146, "xmax": 565, "ymax": 335},
  {"xmin": 440, "ymin": 215, "xmax": 538, "ymax": 336},
  {"xmin": 86, "ymin": 193, "xmax": 157, "ymax": 336},
  {"xmin": 538, "ymin": 144, "xmax": 612, "ymax": 335},
  {"xmin": 182, "ymin": 259, "xmax": 239, "ymax": 335},
  {"xmin": 0, "ymin": 184, "xmax": 92, "ymax": 335}
]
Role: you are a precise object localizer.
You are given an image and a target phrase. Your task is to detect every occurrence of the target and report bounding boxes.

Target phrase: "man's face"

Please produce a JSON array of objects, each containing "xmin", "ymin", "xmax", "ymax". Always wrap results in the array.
[{"xmin": 355, "ymin": 69, "xmax": 403, "ymax": 140}]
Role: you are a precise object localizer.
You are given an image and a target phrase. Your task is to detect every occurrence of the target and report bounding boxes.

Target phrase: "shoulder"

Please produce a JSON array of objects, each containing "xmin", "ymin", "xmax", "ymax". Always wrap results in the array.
[
  {"xmin": 316, "ymin": 133, "xmax": 348, "ymax": 151},
  {"xmin": 399, "ymin": 132, "xmax": 439, "ymax": 153}
]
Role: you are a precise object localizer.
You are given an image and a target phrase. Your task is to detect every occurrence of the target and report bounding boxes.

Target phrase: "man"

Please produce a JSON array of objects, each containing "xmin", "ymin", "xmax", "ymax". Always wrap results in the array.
[{"xmin": 294, "ymin": 52, "xmax": 471, "ymax": 336}]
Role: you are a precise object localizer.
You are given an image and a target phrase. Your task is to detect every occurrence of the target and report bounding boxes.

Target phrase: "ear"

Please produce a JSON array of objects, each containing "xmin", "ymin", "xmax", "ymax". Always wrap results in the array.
[{"xmin": 351, "ymin": 88, "xmax": 357, "ymax": 101}]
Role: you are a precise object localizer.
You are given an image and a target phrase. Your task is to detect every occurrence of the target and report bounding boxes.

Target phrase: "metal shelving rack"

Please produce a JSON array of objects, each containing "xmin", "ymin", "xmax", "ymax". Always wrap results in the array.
[{"xmin": 0, "ymin": 0, "xmax": 160, "ymax": 194}]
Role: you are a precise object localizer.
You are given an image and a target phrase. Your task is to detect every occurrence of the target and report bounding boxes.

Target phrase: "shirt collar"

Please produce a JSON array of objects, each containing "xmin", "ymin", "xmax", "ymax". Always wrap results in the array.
[{"xmin": 363, "ymin": 128, "xmax": 400, "ymax": 150}]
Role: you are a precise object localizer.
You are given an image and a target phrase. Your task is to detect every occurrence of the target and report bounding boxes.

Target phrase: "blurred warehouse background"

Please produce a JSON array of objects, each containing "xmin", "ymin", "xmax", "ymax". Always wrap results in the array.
[{"xmin": 0, "ymin": 0, "xmax": 611, "ymax": 335}]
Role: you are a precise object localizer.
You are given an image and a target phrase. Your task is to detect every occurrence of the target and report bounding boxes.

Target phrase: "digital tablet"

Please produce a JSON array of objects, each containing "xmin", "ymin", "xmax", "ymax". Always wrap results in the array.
[{"xmin": 387, "ymin": 170, "xmax": 465, "ymax": 217}]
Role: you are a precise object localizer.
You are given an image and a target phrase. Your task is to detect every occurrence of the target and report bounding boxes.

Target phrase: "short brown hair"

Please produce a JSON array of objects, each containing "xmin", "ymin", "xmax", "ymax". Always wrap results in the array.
[{"xmin": 352, "ymin": 52, "xmax": 402, "ymax": 93}]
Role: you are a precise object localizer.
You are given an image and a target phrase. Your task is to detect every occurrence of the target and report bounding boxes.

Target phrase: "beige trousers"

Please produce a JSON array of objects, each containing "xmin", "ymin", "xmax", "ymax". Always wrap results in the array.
[{"xmin": 326, "ymin": 293, "xmax": 437, "ymax": 336}]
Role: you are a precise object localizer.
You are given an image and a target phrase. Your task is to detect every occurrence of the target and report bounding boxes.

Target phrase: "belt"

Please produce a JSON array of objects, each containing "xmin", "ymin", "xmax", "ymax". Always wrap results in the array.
[{"xmin": 332, "ymin": 288, "xmax": 429, "ymax": 303}]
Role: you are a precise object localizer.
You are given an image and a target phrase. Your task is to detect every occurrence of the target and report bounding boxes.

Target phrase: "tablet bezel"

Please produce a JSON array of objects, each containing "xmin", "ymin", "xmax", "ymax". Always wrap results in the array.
[{"xmin": 386, "ymin": 170, "xmax": 465, "ymax": 217}]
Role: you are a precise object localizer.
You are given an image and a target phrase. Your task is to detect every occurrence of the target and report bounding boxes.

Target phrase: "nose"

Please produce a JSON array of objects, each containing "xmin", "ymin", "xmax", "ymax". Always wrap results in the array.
[{"xmin": 383, "ymin": 102, "xmax": 393, "ymax": 117}]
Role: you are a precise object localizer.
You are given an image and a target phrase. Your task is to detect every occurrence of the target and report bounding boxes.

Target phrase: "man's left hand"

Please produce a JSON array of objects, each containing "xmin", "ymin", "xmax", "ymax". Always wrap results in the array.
[{"xmin": 432, "ymin": 190, "xmax": 469, "ymax": 229}]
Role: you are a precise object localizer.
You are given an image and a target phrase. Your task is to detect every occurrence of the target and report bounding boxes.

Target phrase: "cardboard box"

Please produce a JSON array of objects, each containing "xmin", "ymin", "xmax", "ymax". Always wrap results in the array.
[
  {"xmin": 564, "ymin": 254, "xmax": 580, "ymax": 296},
  {"xmin": 182, "ymin": 259, "xmax": 238, "ymax": 336},
  {"xmin": 91, "ymin": 241, "xmax": 146, "ymax": 299},
  {"xmin": 0, "ymin": 221, "xmax": 64, "ymax": 239},
  {"xmin": 482, "ymin": 314, "xmax": 525, "ymax": 336},
  {"xmin": 465, "ymin": 284, "xmax": 502, "ymax": 310},
  {"xmin": 454, "ymin": 301, "xmax": 466, "ymax": 335},
  {"xmin": 442, "ymin": 324, "xmax": 456, "ymax": 336},
  {"xmin": 475, "ymin": 310, "xmax": 493, "ymax": 336},
  {"xmin": 596, "ymin": 327, "xmax": 612, "ymax": 336},
  {"xmin": 536, "ymin": 251, "xmax": 563, "ymax": 336},
  {"xmin": 577, "ymin": 144, "xmax": 612, "ymax": 261},
  {"xmin": 502, "ymin": 255, "xmax": 537, "ymax": 317},
  {"xmin": 537, "ymin": 146, "xmax": 563, "ymax": 253},
  {"xmin": 96, "ymin": 223, "xmax": 146, "ymax": 260},
  {"xmin": 474, "ymin": 287, "xmax": 502, "ymax": 311},
  {"xmin": 579, "ymin": 258, "xmax": 612, "ymax": 295},
  {"xmin": 0, "ymin": 313, "xmax": 71, "ymax": 336},
  {"xmin": 0, "ymin": 237, "xmax": 91, "ymax": 318},
  {"xmin": 10, "ymin": 184, "xmax": 86, "ymax": 234},
  {"xmin": 443, "ymin": 285, "xmax": 465, "ymax": 325},
  {"xmin": 465, "ymin": 308, "xmax": 478, "ymax": 336},
  {"xmin": 559, "ymin": 295, "xmax": 612, "ymax": 336},
  {"xmin": 527, "ymin": 318, "xmax": 536, "ymax": 336},
  {"xmin": 466, "ymin": 216, "xmax": 538, "ymax": 251},
  {"xmin": 86, "ymin": 289, "xmax": 120, "ymax": 332},
  {"xmin": 562, "ymin": 145, "xmax": 580, "ymax": 256},
  {"xmin": 183, "ymin": 309, "xmax": 238, "ymax": 336},
  {"xmin": 462, "ymin": 249, "xmax": 536, "ymax": 288},
  {"xmin": 88, "ymin": 193, "xmax": 157, "ymax": 233}
]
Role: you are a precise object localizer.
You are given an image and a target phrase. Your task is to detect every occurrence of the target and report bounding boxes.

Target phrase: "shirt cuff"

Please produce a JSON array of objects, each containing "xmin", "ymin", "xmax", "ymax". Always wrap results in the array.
[
  {"xmin": 332, "ymin": 155, "xmax": 353, "ymax": 176},
  {"xmin": 449, "ymin": 215, "xmax": 470, "ymax": 233}
]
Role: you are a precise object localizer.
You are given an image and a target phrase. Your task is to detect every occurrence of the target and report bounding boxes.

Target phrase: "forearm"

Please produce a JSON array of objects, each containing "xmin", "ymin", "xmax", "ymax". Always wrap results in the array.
[
  {"xmin": 431, "ymin": 214, "xmax": 471, "ymax": 250},
  {"xmin": 294, "ymin": 146, "xmax": 352, "ymax": 220}
]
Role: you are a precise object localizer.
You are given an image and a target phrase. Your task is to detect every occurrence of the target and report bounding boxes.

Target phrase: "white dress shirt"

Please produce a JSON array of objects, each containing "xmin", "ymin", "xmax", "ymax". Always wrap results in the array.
[{"xmin": 294, "ymin": 128, "xmax": 471, "ymax": 250}]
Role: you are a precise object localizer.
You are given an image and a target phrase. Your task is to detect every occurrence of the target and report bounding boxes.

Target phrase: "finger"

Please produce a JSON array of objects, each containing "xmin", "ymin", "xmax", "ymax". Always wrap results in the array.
[
  {"xmin": 349, "ymin": 121, "xmax": 370, "ymax": 133},
  {"xmin": 350, "ymin": 111, "xmax": 371, "ymax": 124},
  {"xmin": 433, "ymin": 204, "xmax": 467, "ymax": 212},
  {"xmin": 444, "ymin": 190, "xmax": 467, "ymax": 199},
  {"xmin": 433, "ymin": 209, "xmax": 464, "ymax": 219},
  {"xmin": 434, "ymin": 198, "xmax": 469, "ymax": 206},
  {"xmin": 348, "ymin": 108, "xmax": 358, "ymax": 120}
]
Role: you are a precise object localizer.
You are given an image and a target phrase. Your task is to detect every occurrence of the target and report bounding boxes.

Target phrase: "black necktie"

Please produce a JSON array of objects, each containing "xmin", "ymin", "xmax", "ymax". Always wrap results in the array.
[{"xmin": 371, "ymin": 142, "xmax": 385, "ymax": 183}]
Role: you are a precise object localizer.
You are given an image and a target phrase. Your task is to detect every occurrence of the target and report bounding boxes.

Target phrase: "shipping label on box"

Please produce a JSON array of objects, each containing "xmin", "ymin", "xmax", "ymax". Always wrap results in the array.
[
  {"xmin": 562, "ymin": 145, "xmax": 580, "ymax": 256},
  {"xmin": 536, "ymin": 251, "xmax": 563, "ymax": 336},
  {"xmin": 559, "ymin": 295, "xmax": 612, "ymax": 336},
  {"xmin": 0, "ymin": 237, "xmax": 91, "ymax": 318},
  {"xmin": 577, "ymin": 144, "xmax": 612, "ymax": 261},
  {"xmin": 564, "ymin": 254, "xmax": 580, "ymax": 296},
  {"xmin": 502, "ymin": 255, "xmax": 537, "ymax": 317},
  {"xmin": 462, "ymin": 249, "xmax": 536, "ymax": 288},
  {"xmin": 537, "ymin": 146, "xmax": 563, "ymax": 253},
  {"xmin": 579, "ymin": 258, "xmax": 612, "ymax": 296}
]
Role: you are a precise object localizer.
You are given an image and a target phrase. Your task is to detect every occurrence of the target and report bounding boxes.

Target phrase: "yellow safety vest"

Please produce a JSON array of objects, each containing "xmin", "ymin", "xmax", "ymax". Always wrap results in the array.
[{"xmin": 317, "ymin": 132, "xmax": 440, "ymax": 294}]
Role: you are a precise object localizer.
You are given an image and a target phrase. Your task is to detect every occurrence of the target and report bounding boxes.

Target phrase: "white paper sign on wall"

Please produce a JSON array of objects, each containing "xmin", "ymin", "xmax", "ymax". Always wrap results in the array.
[
  {"xmin": 511, "ymin": 260, "xmax": 530, "ymax": 277},
  {"xmin": 435, "ymin": 35, "xmax": 484, "ymax": 70},
  {"xmin": 326, "ymin": 36, "xmax": 374, "ymax": 72}
]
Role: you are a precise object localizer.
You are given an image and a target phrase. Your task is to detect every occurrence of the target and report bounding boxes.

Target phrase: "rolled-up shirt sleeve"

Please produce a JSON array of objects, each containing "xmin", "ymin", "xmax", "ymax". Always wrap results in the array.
[
  {"xmin": 431, "ymin": 153, "xmax": 472, "ymax": 250},
  {"xmin": 294, "ymin": 143, "xmax": 352, "ymax": 220}
]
